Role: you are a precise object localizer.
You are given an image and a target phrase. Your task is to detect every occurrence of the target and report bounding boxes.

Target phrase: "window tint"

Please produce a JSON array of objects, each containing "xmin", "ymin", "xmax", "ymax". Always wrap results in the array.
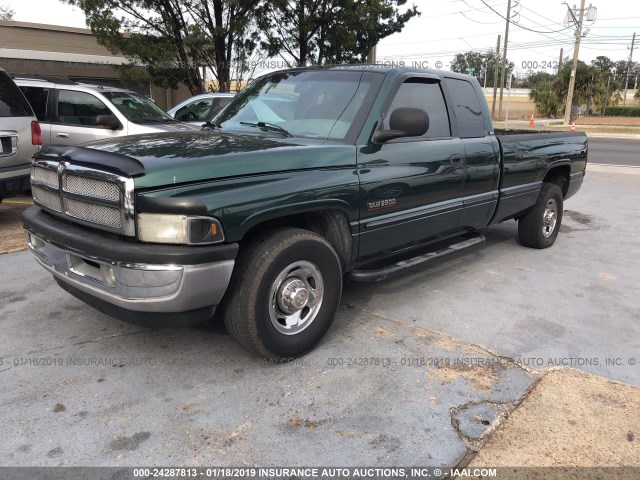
[
  {"xmin": 57, "ymin": 90, "xmax": 111, "ymax": 126},
  {"xmin": 0, "ymin": 71, "xmax": 34, "ymax": 118},
  {"xmin": 446, "ymin": 78, "xmax": 486, "ymax": 138},
  {"xmin": 175, "ymin": 97, "xmax": 215, "ymax": 122},
  {"xmin": 210, "ymin": 97, "xmax": 233, "ymax": 119},
  {"xmin": 20, "ymin": 86, "xmax": 49, "ymax": 122},
  {"xmin": 384, "ymin": 79, "xmax": 450, "ymax": 138}
]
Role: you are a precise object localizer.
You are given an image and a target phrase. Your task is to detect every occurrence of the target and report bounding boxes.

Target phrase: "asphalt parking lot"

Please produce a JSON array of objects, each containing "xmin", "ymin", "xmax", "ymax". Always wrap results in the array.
[{"xmin": 1, "ymin": 161, "xmax": 639, "ymax": 467}]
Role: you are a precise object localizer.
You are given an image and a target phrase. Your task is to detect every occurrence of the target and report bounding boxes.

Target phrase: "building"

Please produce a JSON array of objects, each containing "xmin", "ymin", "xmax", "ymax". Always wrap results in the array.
[{"xmin": 0, "ymin": 20, "xmax": 191, "ymax": 110}]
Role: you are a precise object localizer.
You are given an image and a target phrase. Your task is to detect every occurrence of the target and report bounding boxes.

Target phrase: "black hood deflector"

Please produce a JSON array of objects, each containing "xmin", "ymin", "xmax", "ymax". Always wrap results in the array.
[{"xmin": 34, "ymin": 145, "xmax": 145, "ymax": 177}]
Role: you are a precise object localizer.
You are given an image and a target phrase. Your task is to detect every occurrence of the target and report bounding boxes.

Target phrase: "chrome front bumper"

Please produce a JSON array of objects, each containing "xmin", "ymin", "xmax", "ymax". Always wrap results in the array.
[{"xmin": 25, "ymin": 230, "xmax": 234, "ymax": 314}]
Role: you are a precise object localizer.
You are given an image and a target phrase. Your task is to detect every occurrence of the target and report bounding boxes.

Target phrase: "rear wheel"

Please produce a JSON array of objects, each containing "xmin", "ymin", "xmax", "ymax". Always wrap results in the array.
[
  {"xmin": 222, "ymin": 228, "xmax": 342, "ymax": 359},
  {"xmin": 518, "ymin": 183, "xmax": 563, "ymax": 249}
]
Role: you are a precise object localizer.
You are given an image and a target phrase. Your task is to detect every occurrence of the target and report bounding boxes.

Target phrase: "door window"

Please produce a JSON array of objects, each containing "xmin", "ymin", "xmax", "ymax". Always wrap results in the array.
[
  {"xmin": 210, "ymin": 97, "xmax": 233, "ymax": 119},
  {"xmin": 20, "ymin": 86, "xmax": 49, "ymax": 122},
  {"xmin": 56, "ymin": 90, "xmax": 111, "ymax": 127},
  {"xmin": 175, "ymin": 98, "xmax": 215, "ymax": 122},
  {"xmin": 384, "ymin": 79, "xmax": 451, "ymax": 138},
  {"xmin": 445, "ymin": 78, "xmax": 486, "ymax": 138},
  {"xmin": 0, "ymin": 72, "xmax": 33, "ymax": 117}
]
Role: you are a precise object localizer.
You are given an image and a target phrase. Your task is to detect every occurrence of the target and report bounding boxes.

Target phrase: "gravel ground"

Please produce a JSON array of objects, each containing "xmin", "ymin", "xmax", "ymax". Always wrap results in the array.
[
  {"xmin": 467, "ymin": 369, "xmax": 640, "ymax": 477},
  {"xmin": 0, "ymin": 196, "xmax": 32, "ymax": 255}
]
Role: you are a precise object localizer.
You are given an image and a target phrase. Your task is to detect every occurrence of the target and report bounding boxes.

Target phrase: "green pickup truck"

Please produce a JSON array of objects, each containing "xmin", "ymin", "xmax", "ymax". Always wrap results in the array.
[{"xmin": 23, "ymin": 67, "xmax": 587, "ymax": 359}]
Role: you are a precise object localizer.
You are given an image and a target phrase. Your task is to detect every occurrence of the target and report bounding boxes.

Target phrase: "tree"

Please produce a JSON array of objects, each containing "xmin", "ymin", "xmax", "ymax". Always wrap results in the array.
[
  {"xmin": 591, "ymin": 55, "xmax": 614, "ymax": 73},
  {"xmin": 67, "ymin": 0, "xmax": 258, "ymax": 94},
  {"xmin": 259, "ymin": 0, "xmax": 420, "ymax": 66},
  {"xmin": 613, "ymin": 60, "xmax": 640, "ymax": 88},
  {"xmin": 529, "ymin": 75, "xmax": 560, "ymax": 118},
  {"xmin": 528, "ymin": 62, "xmax": 611, "ymax": 118},
  {"xmin": 0, "ymin": 4, "xmax": 15, "ymax": 20},
  {"xmin": 450, "ymin": 50, "xmax": 513, "ymax": 88},
  {"xmin": 517, "ymin": 71, "xmax": 553, "ymax": 89}
]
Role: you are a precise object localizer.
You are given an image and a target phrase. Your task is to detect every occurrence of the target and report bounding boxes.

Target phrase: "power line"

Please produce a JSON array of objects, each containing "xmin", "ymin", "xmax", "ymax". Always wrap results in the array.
[{"xmin": 479, "ymin": 0, "xmax": 574, "ymax": 34}]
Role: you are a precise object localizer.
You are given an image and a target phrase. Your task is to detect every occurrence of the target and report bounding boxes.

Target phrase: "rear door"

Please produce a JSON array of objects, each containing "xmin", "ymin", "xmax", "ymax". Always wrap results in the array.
[
  {"xmin": 0, "ymin": 72, "xmax": 37, "ymax": 169},
  {"xmin": 19, "ymin": 85, "xmax": 52, "ymax": 144},
  {"xmin": 50, "ymin": 89, "xmax": 123, "ymax": 145},
  {"xmin": 357, "ymin": 74, "xmax": 465, "ymax": 263},
  {"xmin": 444, "ymin": 77, "xmax": 500, "ymax": 229}
]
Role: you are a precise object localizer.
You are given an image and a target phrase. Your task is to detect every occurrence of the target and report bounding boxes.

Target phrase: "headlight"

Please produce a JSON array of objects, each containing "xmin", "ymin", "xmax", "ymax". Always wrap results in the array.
[{"xmin": 137, "ymin": 213, "xmax": 225, "ymax": 245}]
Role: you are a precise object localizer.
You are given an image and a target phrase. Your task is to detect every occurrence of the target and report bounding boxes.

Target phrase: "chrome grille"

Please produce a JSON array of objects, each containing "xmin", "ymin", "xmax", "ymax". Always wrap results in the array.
[
  {"xmin": 30, "ymin": 159, "xmax": 135, "ymax": 236},
  {"xmin": 32, "ymin": 186, "xmax": 62, "ymax": 212},
  {"xmin": 65, "ymin": 174, "xmax": 120, "ymax": 202},
  {"xmin": 64, "ymin": 198, "xmax": 122, "ymax": 228},
  {"xmin": 32, "ymin": 166, "xmax": 58, "ymax": 188}
]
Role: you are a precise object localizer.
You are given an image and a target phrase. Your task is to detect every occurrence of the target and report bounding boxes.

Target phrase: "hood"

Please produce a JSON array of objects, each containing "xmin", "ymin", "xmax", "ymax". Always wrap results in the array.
[
  {"xmin": 37, "ymin": 131, "xmax": 355, "ymax": 189},
  {"xmin": 129, "ymin": 121, "xmax": 200, "ymax": 134}
]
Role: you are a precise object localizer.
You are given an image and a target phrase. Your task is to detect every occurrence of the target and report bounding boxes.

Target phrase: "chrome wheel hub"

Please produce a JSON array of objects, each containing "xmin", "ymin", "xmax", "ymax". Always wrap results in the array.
[
  {"xmin": 542, "ymin": 198, "xmax": 558, "ymax": 238},
  {"xmin": 277, "ymin": 278, "xmax": 310, "ymax": 314},
  {"xmin": 269, "ymin": 261, "xmax": 324, "ymax": 335}
]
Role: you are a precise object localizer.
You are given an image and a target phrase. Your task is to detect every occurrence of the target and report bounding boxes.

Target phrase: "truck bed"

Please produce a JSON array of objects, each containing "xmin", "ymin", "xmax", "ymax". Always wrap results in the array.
[{"xmin": 491, "ymin": 129, "xmax": 588, "ymax": 224}]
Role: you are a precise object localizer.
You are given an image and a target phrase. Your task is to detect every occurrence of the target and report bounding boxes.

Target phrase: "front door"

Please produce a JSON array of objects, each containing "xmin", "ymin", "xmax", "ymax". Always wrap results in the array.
[
  {"xmin": 357, "ymin": 76, "xmax": 465, "ymax": 263},
  {"xmin": 50, "ymin": 89, "xmax": 123, "ymax": 145}
]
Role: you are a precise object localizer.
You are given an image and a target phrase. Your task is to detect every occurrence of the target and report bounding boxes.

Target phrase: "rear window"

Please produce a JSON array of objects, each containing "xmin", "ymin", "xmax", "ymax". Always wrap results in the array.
[
  {"xmin": 20, "ymin": 86, "xmax": 49, "ymax": 121},
  {"xmin": 0, "ymin": 71, "xmax": 34, "ymax": 118},
  {"xmin": 446, "ymin": 78, "xmax": 486, "ymax": 138}
]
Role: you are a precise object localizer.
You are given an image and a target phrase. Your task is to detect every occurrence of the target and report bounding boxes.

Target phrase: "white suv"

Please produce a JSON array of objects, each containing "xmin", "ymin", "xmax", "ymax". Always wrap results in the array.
[{"xmin": 15, "ymin": 76, "xmax": 198, "ymax": 146}]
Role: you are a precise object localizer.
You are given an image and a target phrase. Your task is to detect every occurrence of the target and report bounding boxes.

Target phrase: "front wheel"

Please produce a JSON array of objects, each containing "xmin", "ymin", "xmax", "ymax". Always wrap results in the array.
[
  {"xmin": 518, "ymin": 183, "xmax": 564, "ymax": 249},
  {"xmin": 222, "ymin": 228, "xmax": 343, "ymax": 359}
]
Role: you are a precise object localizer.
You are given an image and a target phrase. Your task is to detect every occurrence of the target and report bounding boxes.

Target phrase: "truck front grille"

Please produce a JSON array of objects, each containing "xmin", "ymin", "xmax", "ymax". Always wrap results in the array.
[
  {"xmin": 64, "ymin": 198, "xmax": 122, "ymax": 228},
  {"xmin": 65, "ymin": 174, "xmax": 121, "ymax": 202},
  {"xmin": 30, "ymin": 161, "xmax": 135, "ymax": 236},
  {"xmin": 32, "ymin": 185, "xmax": 62, "ymax": 212},
  {"xmin": 32, "ymin": 167, "xmax": 59, "ymax": 188}
]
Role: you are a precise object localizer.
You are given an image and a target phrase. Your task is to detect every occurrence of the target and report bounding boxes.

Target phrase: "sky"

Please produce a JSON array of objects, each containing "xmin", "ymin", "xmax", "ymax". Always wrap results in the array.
[{"xmin": 3, "ymin": 0, "xmax": 639, "ymax": 79}]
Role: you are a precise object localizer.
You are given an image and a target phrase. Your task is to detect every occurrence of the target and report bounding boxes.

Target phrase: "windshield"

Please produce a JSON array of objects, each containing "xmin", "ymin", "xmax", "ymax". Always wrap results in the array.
[
  {"xmin": 103, "ymin": 91, "xmax": 175, "ymax": 124},
  {"xmin": 214, "ymin": 70, "xmax": 379, "ymax": 141}
]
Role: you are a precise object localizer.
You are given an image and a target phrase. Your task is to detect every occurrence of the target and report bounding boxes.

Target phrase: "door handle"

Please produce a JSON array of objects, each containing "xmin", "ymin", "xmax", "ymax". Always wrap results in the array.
[
  {"xmin": 450, "ymin": 154, "xmax": 464, "ymax": 167},
  {"xmin": 56, "ymin": 133, "xmax": 69, "ymax": 138}
]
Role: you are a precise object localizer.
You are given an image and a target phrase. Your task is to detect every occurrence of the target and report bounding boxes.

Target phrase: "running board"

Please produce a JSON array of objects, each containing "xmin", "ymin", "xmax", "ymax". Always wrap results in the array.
[{"xmin": 350, "ymin": 233, "xmax": 486, "ymax": 282}]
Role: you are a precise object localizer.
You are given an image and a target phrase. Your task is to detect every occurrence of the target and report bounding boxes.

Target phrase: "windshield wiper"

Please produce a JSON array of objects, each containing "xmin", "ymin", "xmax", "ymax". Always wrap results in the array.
[{"xmin": 239, "ymin": 121, "xmax": 292, "ymax": 137}]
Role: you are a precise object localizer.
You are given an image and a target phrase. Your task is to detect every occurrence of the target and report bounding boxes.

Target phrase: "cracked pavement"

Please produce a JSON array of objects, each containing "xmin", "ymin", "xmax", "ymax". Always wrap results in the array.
[
  {"xmin": 0, "ymin": 259, "xmax": 534, "ymax": 465},
  {"xmin": 1, "ymin": 168, "xmax": 639, "ymax": 467}
]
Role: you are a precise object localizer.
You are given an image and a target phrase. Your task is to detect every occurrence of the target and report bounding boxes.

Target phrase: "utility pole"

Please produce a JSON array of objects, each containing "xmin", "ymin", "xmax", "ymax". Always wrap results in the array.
[
  {"xmin": 563, "ymin": 0, "xmax": 586, "ymax": 126},
  {"xmin": 558, "ymin": 48, "xmax": 563, "ymax": 72},
  {"xmin": 498, "ymin": 0, "xmax": 512, "ymax": 118},
  {"xmin": 491, "ymin": 35, "xmax": 501, "ymax": 118},
  {"xmin": 367, "ymin": 45, "xmax": 377, "ymax": 64},
  {"xmin": 623, "ymin": 32, "xmax": 636, "ymax": 107}
]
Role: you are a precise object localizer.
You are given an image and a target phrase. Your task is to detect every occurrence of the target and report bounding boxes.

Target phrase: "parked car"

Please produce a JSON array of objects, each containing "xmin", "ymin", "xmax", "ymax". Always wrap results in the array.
[
  {"xmin": 167, "ymin": 92, "xmax": 235, "ymax": 125},
  {"xmin": 23, "ymin": 67, "xmax": 587, "ymax": 360},
  {"xmin": 14, "ymin": 75, "xmax": 197, "ymax": 146},
  {"xmin": 0, "ymin": 69, "xmax": 41, "ymax": 201}
]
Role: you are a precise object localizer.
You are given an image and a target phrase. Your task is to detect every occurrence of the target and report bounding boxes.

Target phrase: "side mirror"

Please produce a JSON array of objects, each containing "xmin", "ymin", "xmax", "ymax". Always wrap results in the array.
[
  {"xmin": 96, "ymin": 114, "xmax": 121, "ymax": 130},
  {"xmin": 373, "ymin": 107, "xmax": 429, "ymax": 143}
]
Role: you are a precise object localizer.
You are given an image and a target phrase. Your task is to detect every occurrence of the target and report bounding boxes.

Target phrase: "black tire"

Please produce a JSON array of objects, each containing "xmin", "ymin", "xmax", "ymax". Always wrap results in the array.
[
  {"xmin": 518, "ymin": 183, "xmax": 564, "ymax": 249},
  {"xmin": 222, "ymin": 228, "xmax": 342, "ymax": 359}
]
